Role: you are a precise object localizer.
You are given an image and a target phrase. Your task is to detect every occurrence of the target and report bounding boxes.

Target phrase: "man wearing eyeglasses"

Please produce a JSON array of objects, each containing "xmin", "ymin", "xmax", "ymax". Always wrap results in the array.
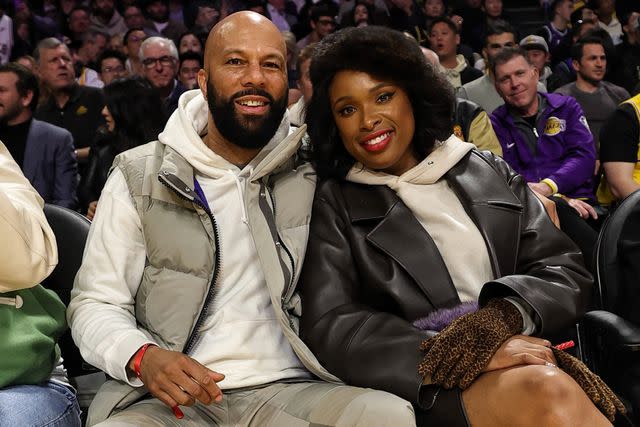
[
  {"xmin": 458, "ymin": 20, "xmax": 546, "ymax": 113},
  {"xmin": 296, "ymin": 4, "xmax": 336, "ymax": 50},
  {"xmin": 140, "ymin": 36, "xmax": 186, "ymax": 115},
  {"xmin": 98, "ymin": 49, "xmax": 128, "ymax": 86}
]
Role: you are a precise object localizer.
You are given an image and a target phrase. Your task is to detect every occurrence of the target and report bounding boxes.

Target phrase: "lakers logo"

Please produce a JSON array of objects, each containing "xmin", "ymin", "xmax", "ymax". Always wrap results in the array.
[
  {"xmin": 76, "ymin": 105, "xmax": 88, "ymax": 116},
  {"xmin": 543, "ymin": 117, "xmax": 566, "ymax": 136},
  {"xmin": 453, "ymin": 124, "xmax": 464, "ymax": 140}
]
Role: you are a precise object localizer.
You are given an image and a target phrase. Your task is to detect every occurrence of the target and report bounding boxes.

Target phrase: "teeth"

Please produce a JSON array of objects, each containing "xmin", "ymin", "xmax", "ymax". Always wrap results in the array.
[
  {"xmin": 364, "ymin": 132, "xmax": 390, "ymax": 145},
  {"xmin": 239, "ymin": 100, "xmax": 266, "ymax": 107}
]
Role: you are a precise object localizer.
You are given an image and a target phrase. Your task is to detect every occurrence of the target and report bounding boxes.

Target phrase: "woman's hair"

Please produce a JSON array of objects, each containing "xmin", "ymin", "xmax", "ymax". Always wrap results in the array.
[
  {"xmin": 104, "ymin": 76, "xmax": 167, "ymax": 153},
  {"xmin": 306, "ymin": 26, "xmax": 454, "ymax": 180}
]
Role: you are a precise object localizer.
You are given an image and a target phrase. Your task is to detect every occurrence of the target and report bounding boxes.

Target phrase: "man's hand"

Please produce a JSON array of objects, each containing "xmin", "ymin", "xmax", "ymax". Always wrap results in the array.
[
  {"xmin": 129, "ymin": 346, "xmax": 225, "ymax": 410},
  {"xmin": 87, "ymin": 201, "xmax": 97, "ymax": 220},
  {"xmin": 482, "ymin": 335, "xmax": 557, "ymax": 373},
  {"xmin": 564, "ymin": 197, "xmax": 598, "ymax": 220},
  {"xmin": 528, "ymin": 182, "xmax": 554, "ymax": 197}
]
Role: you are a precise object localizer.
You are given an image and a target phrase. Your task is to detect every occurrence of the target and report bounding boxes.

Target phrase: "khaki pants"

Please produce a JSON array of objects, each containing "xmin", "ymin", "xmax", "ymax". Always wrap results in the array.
[{"xmin": 96, "ymin": 381, "xmax": 416, "ymax": 427}]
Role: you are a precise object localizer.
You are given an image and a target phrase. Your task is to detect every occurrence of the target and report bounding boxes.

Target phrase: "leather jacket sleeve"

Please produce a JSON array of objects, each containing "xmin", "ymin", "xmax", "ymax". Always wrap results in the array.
[
  {"xmin": 476, "ymin": 152, "xmax": 592, "ymax": 336},
  {"xmin": 300, "ymin": 180, "xmax": 432, "ymax": 405}
]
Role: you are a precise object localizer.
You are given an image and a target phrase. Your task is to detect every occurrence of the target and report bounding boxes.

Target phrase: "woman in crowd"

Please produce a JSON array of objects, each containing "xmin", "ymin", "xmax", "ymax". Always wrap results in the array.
[
  {"xmin": 178, "ymin": 31, "xmax": 204, "ymax": 54},
  {"xmin": 79, "ymin": 77, "xmax": 165, "ymax": 219},
  {"xmin": 301, "ymin": 26, "xmax": 625, "ymax": 426}
]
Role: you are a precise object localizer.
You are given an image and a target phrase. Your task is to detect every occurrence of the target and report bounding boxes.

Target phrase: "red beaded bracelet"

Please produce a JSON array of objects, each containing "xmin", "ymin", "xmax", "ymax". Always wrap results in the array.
[{"xmin": 133, "ymin": 343, "xmax": 154, "ymax": 380}]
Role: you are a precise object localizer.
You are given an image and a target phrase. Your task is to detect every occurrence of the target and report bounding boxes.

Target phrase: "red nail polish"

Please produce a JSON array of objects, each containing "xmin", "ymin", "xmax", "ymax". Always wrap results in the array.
[{"xmin": 172, "ymin": 405, "xmax": 184, "ymax": 419}]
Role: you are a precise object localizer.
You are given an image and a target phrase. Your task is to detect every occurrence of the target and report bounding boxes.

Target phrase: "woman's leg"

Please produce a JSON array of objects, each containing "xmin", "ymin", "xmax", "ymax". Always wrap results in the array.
[{"xmin": 462, "ymin": 364, "xmax": 611, "ymax": 427}]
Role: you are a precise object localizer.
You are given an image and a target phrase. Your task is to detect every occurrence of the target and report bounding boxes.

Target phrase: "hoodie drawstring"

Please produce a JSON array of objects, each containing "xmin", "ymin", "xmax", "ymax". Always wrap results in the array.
[{"xmin": 227, "ymin": 169, "xmax": 249, "ymax": 225}]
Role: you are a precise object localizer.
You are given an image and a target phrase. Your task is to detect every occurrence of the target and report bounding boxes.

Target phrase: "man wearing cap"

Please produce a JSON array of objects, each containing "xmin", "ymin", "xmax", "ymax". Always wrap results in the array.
[
  {"xmin": 520, "ymin": 35, "xmax": 554, "ymax": 91},
  {"xmin": 555, "ymin": 36, "xmax": 629, "ymax": 153}
]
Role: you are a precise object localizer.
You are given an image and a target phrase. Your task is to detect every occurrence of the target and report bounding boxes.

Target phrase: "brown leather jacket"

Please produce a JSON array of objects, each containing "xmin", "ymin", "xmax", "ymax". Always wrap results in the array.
[{"xmin": 300, "ymin": 150, "xmax": 592, "ymax": 405}]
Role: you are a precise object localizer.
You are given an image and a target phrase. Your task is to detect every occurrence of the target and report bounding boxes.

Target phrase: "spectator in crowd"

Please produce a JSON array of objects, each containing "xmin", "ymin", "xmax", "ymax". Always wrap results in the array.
[
  {"xmin": 536, "ymin": 0, "xmax": 573, "ymax": 66},
  {"xmin": 594, "ymin": 0, "xmax": 623, "ymax": 45},
  {"xmin": 423, "ymin": 0, "xmax": 446, "ymax": 30},
  {"xmin": 389, "ymin": 0, "xmax": 426, "ymax": 44},
  {"xmin": 458, "ymin": 21, "xmax": 546, "ymax": 113},
  {"xmin": 341, "ymin": 0, "xmax": 375, "ymax": 27},
  {"xmin": 89, "ymin": 0, "xmax": 128, "ymax": 37},
  {"xmin": 97, "ymin": 48, "xmax": 128, "ymax": 85},
  {"xmin": 108, "ymin": 32, "xmax": 125, "ymax": 52},
  {"xmin": 555, "ymin": 36, "xmax": 629, "ymax": 153},
  {"xmin": 123, "ymin": 4, "xmax": 146, "ymax": 30},
  {"xmin": 302, "ymin": 25, "xmax": 622, "ymax": 427},
  {"xmin": 288, "ymin": 42, "xmax": 315, "ymax": 125},
  {"xmin": 422, "ymin": 46, "xmax": 502, "ymax": 155},
  {"xmin": 549, "ymin": 16, "xmax": 598, "ymax": 91},
  {"xmin": 246, "ymin": 0, "xmax": 268, "ymax": 16},
  {"xmin": 296, "ymin": 5, "xmax": 336, "ymax": 49},
  {"xmin": 491, "ymin": 47, "xmax": 596, "ymax": 206},
  {"xmin": 143, "ymin": 0, "xmax": 187, "ymax": 44},
  {"xmin": 0, "ymin": 139, "xmax": 81, "ymax": 427},
  {"xmin": 482, "ymin": 0, "xmax": 504, "ymax": 21},
  {"xmin": 281, "ymin": 30, "xmax": 299, "ymax": 90},
  {"xmin": 16, "ymin": 55, "xmax": 36, "ymax": 71},
  {"xmin": 520, "ymin": 35, "xmax": 554, "ymax": 90},
  {"xmin": 77, "ymin": 30, "xmax": 108, "ymax": 70},
  {"xmin": 178, "ymin": 51, "xmax": 202, "ymax": 90},
  {"xmin": 265, "ymin": 0, "xmax": 298, "ymax": 32},
  {"xmin": 189, "ymin": 0, "xmax": 221, "ymax": 35},
  {"xmin": 0, "ymin": 3, "xmax": 13, "ymax": 65},
  {"xmin": 68, "ymin": 11, "xmax": 415, "ymax": 426},
  {"xmin": 34, "ymin": 38, "xmax": 105, "ymax": 165},
  {"xmin": 67, "ymin": 6, "xmax": 92, "ymax": 42},
  {"xmin": 178, "ymin": 31, "xmax": 203, "ymax": 54},
  {"xmin": 139, "ymin": 36, "xmax": 185, "ymax": 115},
  {"xmin": 124, "ymin": 28, "xmax": 147, "ymax": 76},
  {"xmin": 338, "ymin": 0, "xmax": 389, "ymax": 27},
  {"xmin": 79, "ymin": 77, "xmax": 165, "ymax": 218},
  {"xmin": 597, "ymin": 92, "xmax": 640, "ymax": 204},
  {"xmin": 613, "ymin": 9, "xmax": 640, "ymax": 95},
  {"xmin": 454, "ymin": 0, "xmax": 484, "ymax": 52},
  {"xmin": 428, "ymin": 17, "xmax": 482, "ymax": 89},
  {"xmin": 0, "ymin": 63, "xmax": 78, "ymax": 208}
]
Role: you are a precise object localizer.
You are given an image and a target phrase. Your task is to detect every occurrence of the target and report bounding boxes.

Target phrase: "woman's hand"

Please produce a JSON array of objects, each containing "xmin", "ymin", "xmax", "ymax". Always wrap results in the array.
[
  {"xmin": 418, "ymin": 299, "xmax": 523, "ymax": 389},
  {"xmin": 482, "ymin": 335, "xmax": 557, "ymax": 373}
]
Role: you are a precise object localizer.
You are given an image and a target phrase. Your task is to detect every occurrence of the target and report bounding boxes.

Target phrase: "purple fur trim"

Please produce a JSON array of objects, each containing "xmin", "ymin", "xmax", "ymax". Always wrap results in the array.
[{"xmin": 413, "ymin": 301, "xmax": 479, "ymax": 331}]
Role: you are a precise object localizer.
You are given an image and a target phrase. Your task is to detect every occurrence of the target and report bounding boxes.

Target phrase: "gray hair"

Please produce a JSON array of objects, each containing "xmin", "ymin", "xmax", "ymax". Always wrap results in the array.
[
  {"xmin": 34, "ymin": 37, "xmax": 68, "ymax": 64},
  {"xmin": 139, "ymin": 36, "xmax": 179, "ymax": 62}
]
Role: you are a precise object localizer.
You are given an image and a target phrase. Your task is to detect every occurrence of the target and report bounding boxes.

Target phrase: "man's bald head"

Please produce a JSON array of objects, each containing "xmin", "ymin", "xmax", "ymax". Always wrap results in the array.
[
  {"xmin": 197, "ymin": 10, "xmax": 289, "ymax": 152},
  {"xmin": 421, "ymin": 47, "xmax": 440, "ymax": 67},
  {"xmin": 204, "ymin": 11, "xmax": 286, "ymax": 73}
]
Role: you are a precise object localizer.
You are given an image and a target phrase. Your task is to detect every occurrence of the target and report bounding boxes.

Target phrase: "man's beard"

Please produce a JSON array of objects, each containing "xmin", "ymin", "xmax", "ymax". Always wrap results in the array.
[
  {"xmin": 579, "ymin": 70, "xmax": 603, "ymax": 87},
  {"xmin": 207, "ymin": 80, "xmax": 288, "ymax": 150},
  {"xmin": 0, "ymin": 103, "xmax": 23, "ymax": 125}
]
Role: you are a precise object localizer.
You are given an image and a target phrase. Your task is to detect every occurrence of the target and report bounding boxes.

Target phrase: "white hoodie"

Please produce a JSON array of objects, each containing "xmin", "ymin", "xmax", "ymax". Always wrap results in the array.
[{"xmin": 68, "ymin": 90, "xmax": 309, "ymax": 388}]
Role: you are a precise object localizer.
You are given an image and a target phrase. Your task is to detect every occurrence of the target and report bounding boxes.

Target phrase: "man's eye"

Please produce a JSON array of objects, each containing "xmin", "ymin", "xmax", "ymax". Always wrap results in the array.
[
  {"xmin": 264, "ymin": 62, "xmax": 281, "ymax": 69},
  {"xmin": 226, "ymin": 58, "xmax": 242, "ymax": 65}
]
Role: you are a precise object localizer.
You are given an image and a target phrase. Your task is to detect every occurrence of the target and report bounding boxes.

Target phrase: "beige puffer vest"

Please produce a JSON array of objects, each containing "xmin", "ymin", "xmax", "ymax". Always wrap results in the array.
[{"xmin": 87, "ymin": 138, "xmax": 340, "ymax": 425}]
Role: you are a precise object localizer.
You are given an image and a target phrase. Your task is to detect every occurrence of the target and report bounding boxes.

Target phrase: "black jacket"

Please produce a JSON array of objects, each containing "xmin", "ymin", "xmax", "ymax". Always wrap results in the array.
[{"xmin": 300, "ymin": 150, "xmax": 592, "ymax": 405}]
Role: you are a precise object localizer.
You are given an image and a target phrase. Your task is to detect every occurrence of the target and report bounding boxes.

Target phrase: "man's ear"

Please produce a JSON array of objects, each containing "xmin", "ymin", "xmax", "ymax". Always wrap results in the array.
[
  {"xmin": 572, "ymin": 59, "xmax": 580, "ymax": 73},
  {"xmin": 482, "ymin": 47, "xmax": 488, "ymax": 61},
  {"xmin": 198, "ymin": 69, "xmax": 208, "ymax": 99},
  {"xmin": 20, "ymin": 90, "xmax": 34, "ymax": 110}
]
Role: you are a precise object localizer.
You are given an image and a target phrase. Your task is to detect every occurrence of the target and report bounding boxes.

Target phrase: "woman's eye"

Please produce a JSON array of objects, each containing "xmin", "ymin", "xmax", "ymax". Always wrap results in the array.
[
  {"xmin": 377, "ymin": 92, "xmax": 394, "ymax": 103},
  {"xmin": 338, "ymin": 106, "xmax": 356, "ymax": 116}
]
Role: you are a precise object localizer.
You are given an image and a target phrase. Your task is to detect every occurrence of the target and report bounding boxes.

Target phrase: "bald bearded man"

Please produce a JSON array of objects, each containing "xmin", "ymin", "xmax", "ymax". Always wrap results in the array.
[{"xmin": 67, "ymin": 11, "xmax": 416, "ymax": 426}]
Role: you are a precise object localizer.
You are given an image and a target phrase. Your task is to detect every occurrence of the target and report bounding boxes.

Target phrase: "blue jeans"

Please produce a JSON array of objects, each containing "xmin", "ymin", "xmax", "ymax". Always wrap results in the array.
[{"xmin": 0, "ymin": 381, "xmax": 81, "ymax": 427}]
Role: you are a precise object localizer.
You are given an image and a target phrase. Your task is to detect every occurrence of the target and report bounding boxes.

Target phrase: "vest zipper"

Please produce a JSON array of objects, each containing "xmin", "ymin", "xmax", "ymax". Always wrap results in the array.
[
  {"xmin": 158, "ymin": 172, "xmax": 221, "ymax": 355},
  {"xmin": 266, "ymin": 185, "xmax": 296, "ymax": 303}
]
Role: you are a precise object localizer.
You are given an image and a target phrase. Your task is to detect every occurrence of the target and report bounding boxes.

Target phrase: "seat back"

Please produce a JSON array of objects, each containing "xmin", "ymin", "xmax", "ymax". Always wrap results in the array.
[
  {"xmin": 41, "ymin": 204, "xmax": 96, "ymax": 377},
  {"xmin": 594, "ymin": 189, "xmax": 640, "ymax": 315}
]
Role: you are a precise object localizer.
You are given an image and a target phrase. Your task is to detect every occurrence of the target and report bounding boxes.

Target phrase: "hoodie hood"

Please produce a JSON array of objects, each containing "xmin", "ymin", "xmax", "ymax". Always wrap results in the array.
[
  {"xmin": 158, "ymin": 89, "xmax": 306, "ymax": 181},
  {"xmin": 347, "ymin": 134, "xmax": 474, "ymax": 187}
]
